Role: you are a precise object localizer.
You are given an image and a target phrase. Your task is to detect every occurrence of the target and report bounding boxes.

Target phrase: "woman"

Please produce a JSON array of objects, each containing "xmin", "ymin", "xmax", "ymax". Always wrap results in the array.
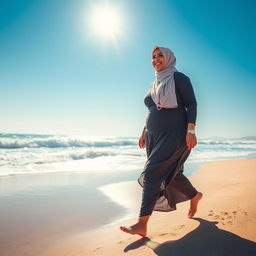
[{"xmin": 120, "ymin": 46, "xmax": 203, "ymax": 237}]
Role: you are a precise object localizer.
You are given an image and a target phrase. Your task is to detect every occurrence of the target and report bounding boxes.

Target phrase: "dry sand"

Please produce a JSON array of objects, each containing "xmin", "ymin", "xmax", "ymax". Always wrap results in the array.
[{"xmin": 3, "ymin": 158, "xmax": 256, "ymax": 255}]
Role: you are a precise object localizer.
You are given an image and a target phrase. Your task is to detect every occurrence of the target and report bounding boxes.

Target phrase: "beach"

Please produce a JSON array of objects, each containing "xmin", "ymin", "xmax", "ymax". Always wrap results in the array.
[
  {"xmin": 2, "ymin": 0, "xmax": 256, "ymax": 255},
  {"xmin": 0, "ymin": 158, "xmax": 255, "ymax": 255}
]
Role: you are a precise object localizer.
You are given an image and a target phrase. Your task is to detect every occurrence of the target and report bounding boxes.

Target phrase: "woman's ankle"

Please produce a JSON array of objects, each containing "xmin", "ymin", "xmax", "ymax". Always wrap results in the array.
[{"xmin": 138, "ymin": 215, "xmax": 150, "ymax": 224}]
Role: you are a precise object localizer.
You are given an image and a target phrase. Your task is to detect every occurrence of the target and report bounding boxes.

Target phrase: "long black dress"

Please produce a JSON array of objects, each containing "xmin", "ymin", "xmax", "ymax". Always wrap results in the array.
[{"xmin": 138, "ymin": 72, "xmax": 198, "ymax": 217}]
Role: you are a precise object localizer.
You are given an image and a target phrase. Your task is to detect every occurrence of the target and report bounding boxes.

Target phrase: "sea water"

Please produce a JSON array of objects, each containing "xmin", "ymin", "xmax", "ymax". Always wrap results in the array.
[{"xmin": 1, "ymin": 133, "xmax": 256, "ymax": 177}]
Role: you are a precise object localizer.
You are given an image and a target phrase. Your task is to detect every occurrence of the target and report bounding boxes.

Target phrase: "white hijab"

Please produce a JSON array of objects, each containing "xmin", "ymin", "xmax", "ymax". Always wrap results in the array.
[{"xmin": 150, "ymin": 46, "xmax": 178, "ymax": 110}]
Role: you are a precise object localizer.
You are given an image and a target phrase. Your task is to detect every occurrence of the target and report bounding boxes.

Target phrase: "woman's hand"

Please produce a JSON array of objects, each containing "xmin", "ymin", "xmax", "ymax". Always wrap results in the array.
[
  {"xmin": 186, "ymin": 133, "xmax": 197, "ymax": 150},
  {"xmin": 138, "ymin": 134, "xmax": 145, "ymax": 148}
]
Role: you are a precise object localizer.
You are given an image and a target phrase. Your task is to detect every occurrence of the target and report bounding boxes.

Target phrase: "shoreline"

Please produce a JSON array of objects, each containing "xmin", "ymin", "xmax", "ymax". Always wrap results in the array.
[
  {"xmin": 1, "ymin": 153, "xmax": 256, "ymax": 179},
  {"xmin": 1, "ymin": 158, "xmax": 256, "ymax": 255},
  {"xmin": 67, "ymin": 158, "xmax": 256, "ymax": 256},
  {"xmin": 94, "ymin": 157, "xmax": 256, "ymax": 229}
]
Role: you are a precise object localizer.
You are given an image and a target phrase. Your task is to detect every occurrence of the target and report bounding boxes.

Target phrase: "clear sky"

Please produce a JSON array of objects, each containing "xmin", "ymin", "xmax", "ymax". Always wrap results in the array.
[{"xmin": 1, "ymin": 0, "xmax": 255, "ymax": 138}]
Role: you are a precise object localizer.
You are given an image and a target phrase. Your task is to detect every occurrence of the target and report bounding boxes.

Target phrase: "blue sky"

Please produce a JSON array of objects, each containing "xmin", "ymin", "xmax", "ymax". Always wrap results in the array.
[{"xmin": 0, "ymin": 0, "xmax": 255, "ymax": 138}]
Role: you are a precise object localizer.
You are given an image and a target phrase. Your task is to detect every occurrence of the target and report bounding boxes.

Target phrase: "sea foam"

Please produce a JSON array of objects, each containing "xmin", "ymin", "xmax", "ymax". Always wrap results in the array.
[{"xmin": 0, "ymin": 134, "xmax": 255, "ymax": 176}]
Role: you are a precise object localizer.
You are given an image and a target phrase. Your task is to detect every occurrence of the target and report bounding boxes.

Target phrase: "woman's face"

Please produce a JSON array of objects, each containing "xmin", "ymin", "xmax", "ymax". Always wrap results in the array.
[{"xmin": 152, "ymin": 48, "xmax": 166, "ymax": 72}]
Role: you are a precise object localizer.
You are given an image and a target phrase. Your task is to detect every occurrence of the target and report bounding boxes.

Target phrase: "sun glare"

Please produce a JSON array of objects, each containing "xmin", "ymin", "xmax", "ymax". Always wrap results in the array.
[{"xmin": 88, "ymin": 4, "xmax": 122, "ymax": 40}]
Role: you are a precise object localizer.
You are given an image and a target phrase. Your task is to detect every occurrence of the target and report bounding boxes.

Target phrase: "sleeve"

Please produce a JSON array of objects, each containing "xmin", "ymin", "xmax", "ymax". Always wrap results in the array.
[{"xmin": 175, "ymin": 73, "xmax": 197, "ymax": 124}]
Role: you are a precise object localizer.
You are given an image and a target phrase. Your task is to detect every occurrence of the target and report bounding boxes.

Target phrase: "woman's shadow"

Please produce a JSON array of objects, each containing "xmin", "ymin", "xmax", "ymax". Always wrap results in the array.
[{"xmin": 124, "ymin": 218, "xmax": 256, "ymax": 255}]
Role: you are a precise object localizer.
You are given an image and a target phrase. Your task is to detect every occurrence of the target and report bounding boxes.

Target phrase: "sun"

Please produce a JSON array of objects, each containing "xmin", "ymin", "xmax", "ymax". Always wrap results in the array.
[{"xmin": 88, "ymin": 3, "xmax": 122, "ymax": 40}]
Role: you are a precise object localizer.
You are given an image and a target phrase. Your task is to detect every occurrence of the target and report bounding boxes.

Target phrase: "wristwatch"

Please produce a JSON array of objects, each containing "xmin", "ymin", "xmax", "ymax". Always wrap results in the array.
[{"xmin": 187, "ymin": 129, "xmax": 195, "ymax": 134}]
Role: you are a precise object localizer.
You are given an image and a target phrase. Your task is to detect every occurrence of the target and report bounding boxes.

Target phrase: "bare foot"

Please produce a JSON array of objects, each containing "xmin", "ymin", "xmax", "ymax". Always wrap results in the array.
[
  {"xmin": 120, "ymin": 222, "xmax": 147, "ymax": 237},
  {"xmin": 188, "ymin": 192, "xmax": 203, "ymax": 218}
]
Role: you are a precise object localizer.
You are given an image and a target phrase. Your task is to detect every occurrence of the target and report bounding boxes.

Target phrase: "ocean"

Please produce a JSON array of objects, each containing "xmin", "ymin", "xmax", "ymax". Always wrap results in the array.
[{"xmin": 0, "ymin": 133, "xmax": 256, "ymax": 177}]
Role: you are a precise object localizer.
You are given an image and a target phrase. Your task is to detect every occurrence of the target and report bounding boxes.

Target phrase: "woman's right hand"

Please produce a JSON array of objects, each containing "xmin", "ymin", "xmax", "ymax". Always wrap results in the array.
[{"xmin": 138, "ymin": 134, "xmax": 145, "ymax": 148}]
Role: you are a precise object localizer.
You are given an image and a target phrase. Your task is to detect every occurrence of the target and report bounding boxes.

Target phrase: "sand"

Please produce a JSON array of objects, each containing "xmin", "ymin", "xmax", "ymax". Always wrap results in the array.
[{"xmin": 1, "ymin": 158, "xmax": 256, "ymax": 255}]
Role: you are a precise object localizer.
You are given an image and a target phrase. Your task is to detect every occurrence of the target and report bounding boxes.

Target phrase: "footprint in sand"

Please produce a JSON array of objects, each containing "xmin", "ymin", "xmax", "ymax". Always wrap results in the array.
[
  {"xmin": 208, "ymin": 210, "xmax": 221, "ymax": 220},
  {"xmin": 214, "ymin": 215, "xmax": 220, "ymax": 220},
  {"xmin": 208, "ymin": 210, "xmax": 251, "ymax": 226},
  {"xmin": 174, "ymin": 225, "xmax": 185, "ymax": 231},
  {"xmin": 211, "ymin": 211, "xmax": 231, "ymax": 225},
  {"xmin": 92, "ymin": 247, "xmax": 102, "ymax": 252},
  {"xmin": 159, "ymin": 233, "xmax": 168, "ymax": 236},
  {"xmin": 220, "ymin": 212, "xmax": 235, "ymax": 224},
  {"xmin": 159, "ymin": 232, "xmax": 176, "ymax": 237}
]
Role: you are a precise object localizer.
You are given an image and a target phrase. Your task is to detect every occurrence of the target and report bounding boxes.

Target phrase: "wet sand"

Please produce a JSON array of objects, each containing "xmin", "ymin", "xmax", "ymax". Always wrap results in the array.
[
  {"xmin": 0, "ymin": 170, "xmax": 138, "ymax": 255},
  {"xmin": 1, "ymin": 159, "xmax": 256, "ymax": 255}
]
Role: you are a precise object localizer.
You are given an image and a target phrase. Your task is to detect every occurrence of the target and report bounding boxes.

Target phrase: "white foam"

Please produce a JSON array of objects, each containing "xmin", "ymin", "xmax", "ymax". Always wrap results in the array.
[
  {"xmin": 0, "ymin": 134, "xmax": 255, "ymax": 176},
  {"xmin": 0, "ymin": 135, "xmax": 137, "ymax": 149}
]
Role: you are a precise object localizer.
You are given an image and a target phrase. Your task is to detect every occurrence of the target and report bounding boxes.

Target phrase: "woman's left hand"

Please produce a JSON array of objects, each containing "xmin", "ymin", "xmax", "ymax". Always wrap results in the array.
[{"xmin": 186, "ymin": 133, "xmax": 197, "ymax": 150}]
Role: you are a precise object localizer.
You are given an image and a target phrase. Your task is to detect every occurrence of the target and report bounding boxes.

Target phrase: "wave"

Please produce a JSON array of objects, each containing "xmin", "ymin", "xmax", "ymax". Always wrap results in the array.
[
  {"xmin": 0, "ymin": 136, "xmax": 137, "ymax": 149},
  {"xmin": 1, "ymin": 133, "xmax": 255, "ymax": 176},
  {"xmin": 0, "ymin": 147, "xmax": 145, "ymax": 166},
  {"xmin": 198, "ymin": 139, "xmax": 256, "ymax": 145},
  {"xmin": 1, "ymin": 133, "xmax": 256, "ymax": 149}
]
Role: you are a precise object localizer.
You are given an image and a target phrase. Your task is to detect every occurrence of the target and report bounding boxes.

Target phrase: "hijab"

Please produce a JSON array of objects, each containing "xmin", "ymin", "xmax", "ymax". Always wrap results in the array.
[{"xmin": 150, "ymin": 45, "xmax": 178, "ymax": 110}]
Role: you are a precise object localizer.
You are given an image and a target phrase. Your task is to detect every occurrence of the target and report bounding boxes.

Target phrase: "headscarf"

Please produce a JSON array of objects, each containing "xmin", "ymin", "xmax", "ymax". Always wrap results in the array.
[{"xmin": 150, "ymin": 46, "xmax": 178, "ymax": 110}]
